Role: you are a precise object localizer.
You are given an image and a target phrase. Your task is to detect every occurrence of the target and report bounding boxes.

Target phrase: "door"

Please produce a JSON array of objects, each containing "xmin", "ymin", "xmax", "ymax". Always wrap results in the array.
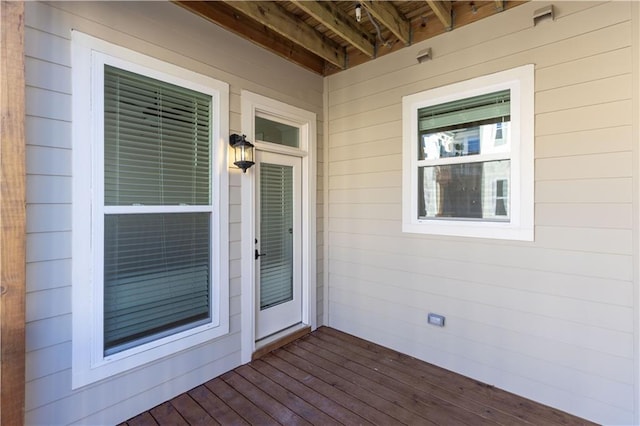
[{"xmin": 255, "ymin": 151, "xmax": 302, "ymax": 340}]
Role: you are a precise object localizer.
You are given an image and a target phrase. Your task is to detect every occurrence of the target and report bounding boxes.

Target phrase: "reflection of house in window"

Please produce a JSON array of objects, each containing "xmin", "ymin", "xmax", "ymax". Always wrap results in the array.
[
  {"xmin": 415, "ymin": 89, "xmax": 513, "ymax": 222},
  {"xmin": 495, "ymin": 179, "xmax": 508, "ymax": 216},
  {"xmin": 494, "ymin": 122, "xmax": 507, "ymax": 146},
  {"xmin": 436, "ymin": 163, "xmax": 482, "ymax": 218}
]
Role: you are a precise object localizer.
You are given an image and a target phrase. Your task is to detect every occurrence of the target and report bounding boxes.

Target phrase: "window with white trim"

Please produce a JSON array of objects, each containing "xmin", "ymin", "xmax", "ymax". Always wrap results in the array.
[
  {"xmin": 72, "ymin": 32, "xmax": 229, "ymax": 388},
  {"xmin": 402, "ymin": 64, "xmax": 534, "ymax": 241}
]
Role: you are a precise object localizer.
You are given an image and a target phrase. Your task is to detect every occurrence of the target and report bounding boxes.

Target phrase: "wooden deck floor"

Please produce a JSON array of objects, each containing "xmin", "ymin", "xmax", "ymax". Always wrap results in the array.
[{"xmin": 122, "ymin": 327, "xmax": 595, "ymax": 425}]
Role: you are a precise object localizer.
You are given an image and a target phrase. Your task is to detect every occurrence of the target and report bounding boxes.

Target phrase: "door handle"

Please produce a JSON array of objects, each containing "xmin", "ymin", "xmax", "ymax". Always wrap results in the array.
[{"xmin": 255, "ymin": 249, "xmax": 266, "ymax": 260}]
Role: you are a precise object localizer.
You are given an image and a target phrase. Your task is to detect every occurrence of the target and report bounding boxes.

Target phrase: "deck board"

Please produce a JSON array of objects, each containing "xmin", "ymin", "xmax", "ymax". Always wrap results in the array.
[
  {"xmin": 187, "ymin": 385, "xmax": 244, "ymax": 425},
  {"xmin": 122, "ymin": 327, "xmax": 596, "ymax": 425}
]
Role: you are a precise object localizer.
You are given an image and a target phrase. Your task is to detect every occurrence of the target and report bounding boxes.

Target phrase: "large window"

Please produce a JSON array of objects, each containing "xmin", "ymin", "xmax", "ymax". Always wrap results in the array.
[
  {"xmin": 402, "ymin": 65, "xmax": 534, "ymax": 240},
  {"xmin": 72, "ymin": 32, "xmax": 229, "ymax": 388}
]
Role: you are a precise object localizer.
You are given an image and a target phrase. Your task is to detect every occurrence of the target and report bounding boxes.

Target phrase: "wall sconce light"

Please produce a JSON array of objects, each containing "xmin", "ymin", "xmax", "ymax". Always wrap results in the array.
[{"xmin": 229, "ymin": 134, "xmax": 255, "ymax": 173}]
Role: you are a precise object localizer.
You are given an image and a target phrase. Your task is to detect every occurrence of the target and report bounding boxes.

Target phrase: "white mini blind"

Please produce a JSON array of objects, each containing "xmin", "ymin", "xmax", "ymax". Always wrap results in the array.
[
  {"xmin": 103, "ymin": 213, "xmax": 210, "ymax": 354},
  {"xmin": 102, "ymin": 65, "xmax": 213, "ymax": 355},
  {"xmin": 104, "ymin": 65, "xmax": 211, "ymax": 206},
  {"xmin": 259, "ymin": 163, "xmax": 294, "ymax": 310},
  {"xmin": 418, "ymin": 90, "xmax": 510, "ymax": 133}
]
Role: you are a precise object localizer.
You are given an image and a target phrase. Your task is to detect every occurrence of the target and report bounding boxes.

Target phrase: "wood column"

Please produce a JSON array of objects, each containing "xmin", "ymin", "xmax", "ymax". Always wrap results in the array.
[{"xmin": 0, "ymin": 1, "xmax": 26, "ymax": 424}]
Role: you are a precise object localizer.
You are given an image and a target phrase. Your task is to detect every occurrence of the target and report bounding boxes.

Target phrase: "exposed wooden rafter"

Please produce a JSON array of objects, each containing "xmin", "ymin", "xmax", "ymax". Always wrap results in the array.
[
  {"xmin": 359, "ymin": 0, "xmax": 411, "ymax": 46},
  {"xmin": 176, "ymin": 1, "xmax": 527, "ymax": 76},
  {"xmin": 426, "ymin": 1, "xmax": 453, "ymax": 30},
  {"xmin": 291, "ymin": 0, "xmax": 376, "ymax": 58},
  {"xmin": 175, "ymin": 1, "xmax": 326, "ymax": 74},
  {"xmin": 221, "ymin": 0, "xmax": 346, "ymax": 69}
]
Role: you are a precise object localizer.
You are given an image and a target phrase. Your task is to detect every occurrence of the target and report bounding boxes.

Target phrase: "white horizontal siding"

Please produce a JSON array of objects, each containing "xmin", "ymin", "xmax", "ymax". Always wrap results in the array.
[
  {"xmin": 24, "ymin": 1, "xmax": 323, "ymax": 424},
  {"xmin": 26, "ymin": 116, "xmax": 71, "ymax": 149},
  {"xmin": 26, "ymin": 315, "xmax": 71, "ymax": 352},
  {"xmin": 26, "ymin": 259, "xmax": 71, "ymax": 292},
  {"xmin": 536, "ymin": 125, "xmax": 632, "ymax": 158},
  {"xmin": 329, "ymin": 221, "xmax": 633, "ymax": 280},
  {"xmin": 325, "ymin": 1, "xmax": 636, "ymax": 424}
]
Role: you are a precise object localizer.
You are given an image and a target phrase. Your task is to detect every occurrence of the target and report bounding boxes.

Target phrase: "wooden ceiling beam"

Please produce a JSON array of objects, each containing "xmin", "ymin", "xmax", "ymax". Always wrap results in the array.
[
  {"xmin": 291, "ymin": 0, "xmax": 375, "ymax": 58},
  {"xmin": 174, "ymin": 1, "xmax": 326, "ymax": 75},
  {"xmin": 426, "ymin": 1, "xmax": 453, "ymax": 30},
  {"xmin": 221, "ymin": 0, "xmax": 345, "ymax": 69},
  {"xmin": 360, "ymin": 1, "xmax": 411, "ymax": 46}
]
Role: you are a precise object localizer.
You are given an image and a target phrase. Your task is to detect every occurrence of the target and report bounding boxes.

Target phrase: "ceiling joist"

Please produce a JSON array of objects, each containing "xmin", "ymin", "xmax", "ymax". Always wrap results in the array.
[
  {"xmin": 291, "ymin": 0, "xmax": 376, "ymax": 59},
  {"xmin": 359, "ymin": 1, "xmax": 411, "ymax": 46},
  {"xmin": 426, "ymin": 1, "xmax": 453, "ymax": 30},
  {"xmin": 176, "ymin": 1, "xmax": 527, "ymax": 76},
  {"xmin": 174, "ymin": 1, "xmax": 326, "ymax": 74},
  {"xmin": 222, "ymin": 0, "xmax": 346, "ymax": 69}
]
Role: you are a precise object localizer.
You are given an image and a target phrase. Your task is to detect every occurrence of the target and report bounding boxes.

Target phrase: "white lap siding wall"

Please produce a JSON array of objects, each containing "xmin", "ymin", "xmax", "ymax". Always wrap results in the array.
[
  {"xmin": 24, "ymin": 1, "xmax": 323, "ymax": 424},
  {"xmin": 325, "ymin": 2, "xmax": 638, "ymax": 424}
]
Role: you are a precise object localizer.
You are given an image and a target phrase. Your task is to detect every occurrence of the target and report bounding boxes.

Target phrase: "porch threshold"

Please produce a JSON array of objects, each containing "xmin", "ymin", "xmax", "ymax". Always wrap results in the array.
[
  {"xmin": 121, "ymin": 326, "xmax": 596, "ymax": 426},
  {"xmin": 253, "ymin": 323, "xmax": 311, "ymax": 361}
]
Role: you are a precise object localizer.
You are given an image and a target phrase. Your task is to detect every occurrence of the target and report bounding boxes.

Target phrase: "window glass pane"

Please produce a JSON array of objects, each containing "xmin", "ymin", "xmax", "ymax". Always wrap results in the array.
[
  {"xmin": 104, "ymin": 65, "xmax": 211, "ymax": 206},
  {"xmin": 103, "ymin": 213, "xmax": 211, "ymax": 355},
  {"xmin": 260, "ymin": 163, "xmax": 294, "ymax": 310},
  {"xmin": 419, "ymin": 122, "xmax": 510, "ymax": 160},
  {"xmin": 418, "ymin": 90, "xmax": 511, "ymax": 161},
  {"xmin": 418, "ymin": 160, "xmax": 510, "ymax": 221},
  {"xmin": 255, "ymin": 116, "xmax": 299, "ymax": 148}
]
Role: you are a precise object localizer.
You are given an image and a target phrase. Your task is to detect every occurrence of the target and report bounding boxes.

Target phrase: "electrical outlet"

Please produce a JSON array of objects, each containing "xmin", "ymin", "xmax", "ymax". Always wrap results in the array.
[{"xmin": 427, "ymin": 313, "xmax": 445, "ymax": 327}]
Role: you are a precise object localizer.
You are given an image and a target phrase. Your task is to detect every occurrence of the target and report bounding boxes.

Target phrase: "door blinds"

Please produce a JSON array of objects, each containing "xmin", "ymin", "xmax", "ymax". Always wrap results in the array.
[{"xmin": 259, "ymin": 163, "xmax": 294, "ymax": 310}]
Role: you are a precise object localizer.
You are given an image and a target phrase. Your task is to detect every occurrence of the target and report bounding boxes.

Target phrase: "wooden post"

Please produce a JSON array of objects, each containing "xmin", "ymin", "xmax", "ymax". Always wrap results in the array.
[{"xmin": 0, "ymin": 1, "xmax": 26, "ymax": 425}]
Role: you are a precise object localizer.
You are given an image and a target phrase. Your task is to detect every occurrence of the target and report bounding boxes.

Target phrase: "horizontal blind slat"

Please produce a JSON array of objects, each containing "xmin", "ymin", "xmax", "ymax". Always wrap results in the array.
[
  {"xmin": 104, "ymin": 65, "xmax": 211, "ymax": 206},
  {"xmin": 103, "ymin": 212, "xmax": 211, "ymax": 352}
]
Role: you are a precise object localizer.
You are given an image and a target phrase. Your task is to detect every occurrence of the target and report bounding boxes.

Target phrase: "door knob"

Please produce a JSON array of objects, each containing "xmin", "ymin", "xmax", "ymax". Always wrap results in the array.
[{"xmin": 255, "ymin": 249, "xmax": 266, "ymax": 260}]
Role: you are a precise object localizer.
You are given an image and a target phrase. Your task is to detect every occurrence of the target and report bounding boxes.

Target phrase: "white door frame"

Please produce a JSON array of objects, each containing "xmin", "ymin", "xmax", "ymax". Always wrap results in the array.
[{"xmin": 239, "ymin": 91, "xmax": 316, "ymax": 363}]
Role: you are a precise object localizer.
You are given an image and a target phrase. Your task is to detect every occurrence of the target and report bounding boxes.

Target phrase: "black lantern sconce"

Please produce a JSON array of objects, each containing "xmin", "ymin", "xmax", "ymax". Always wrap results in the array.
[{"xmin": 229, "ymin": 134, "xmax": 255, "ymax": 173}]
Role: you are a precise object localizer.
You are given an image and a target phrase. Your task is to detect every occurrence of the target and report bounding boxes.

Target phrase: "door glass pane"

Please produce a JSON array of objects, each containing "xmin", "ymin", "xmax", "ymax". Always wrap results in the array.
[
  {"xmin": 260, "ymin": 163, "xmax": 294, "ymax": 310},
  {"xmin": 255, "ymin": 116, "xmax": 299, "ymax": 148}
]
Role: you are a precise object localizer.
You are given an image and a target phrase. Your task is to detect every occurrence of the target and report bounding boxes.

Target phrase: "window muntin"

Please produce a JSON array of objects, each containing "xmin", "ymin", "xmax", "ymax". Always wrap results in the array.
[{"xmin": 402, "ymin": 64, "xmax": 534, "ymax": 241}]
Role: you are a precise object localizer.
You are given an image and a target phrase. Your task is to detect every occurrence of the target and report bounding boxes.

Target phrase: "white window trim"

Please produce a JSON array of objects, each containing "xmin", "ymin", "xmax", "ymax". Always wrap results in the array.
[
  {"xmin": 402, "ymin": 64, "xmax": 534, "ymax": 241},
  {"xmin": 71, "ymin": 31, "xmax": 230, "ymax": 388}
]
